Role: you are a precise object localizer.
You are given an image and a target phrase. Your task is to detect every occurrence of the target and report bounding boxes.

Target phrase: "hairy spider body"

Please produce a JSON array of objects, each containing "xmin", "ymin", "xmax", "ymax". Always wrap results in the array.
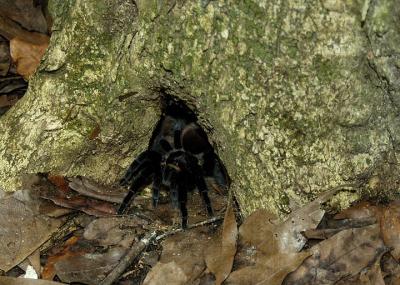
[{"xmin": 118, "ymin": 102, "xmax": 230, "ymax": 228}]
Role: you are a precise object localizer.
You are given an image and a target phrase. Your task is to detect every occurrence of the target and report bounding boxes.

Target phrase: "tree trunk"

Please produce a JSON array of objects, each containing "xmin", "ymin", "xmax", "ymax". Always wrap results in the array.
[{"xmin": 0, "ymin": 0, "xmax": 399, "ymax": 217}]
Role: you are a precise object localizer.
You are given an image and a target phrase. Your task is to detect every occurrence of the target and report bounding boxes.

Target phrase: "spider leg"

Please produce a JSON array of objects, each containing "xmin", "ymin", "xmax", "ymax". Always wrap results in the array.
[
  {"xmin": 166, "ymin": 173, "xmax": 188, "ymax": 228},
  {"xmin": 118, "ymin": 151, "xmax": 160, "ymax": 214},
  {"xmin": 152, "ymin": 171, "xmax": 161, "ymax": 207},
  {"xmin": 120, "ymin": 150, "xmax": 159, "ymax": 186},
  {"xmin": 195, "ymin": 173, "xmax": 214, "ymax": 217},
  {"xmin": 179, "ymin": 196, "xmax": 188, "ymax": 229}
]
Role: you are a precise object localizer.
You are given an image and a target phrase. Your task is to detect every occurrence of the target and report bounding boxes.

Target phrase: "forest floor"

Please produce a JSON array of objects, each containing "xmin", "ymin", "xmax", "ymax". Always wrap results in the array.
[{"xmin": 1, "ymin": 174, "xmax": 400, "ymax": 285}]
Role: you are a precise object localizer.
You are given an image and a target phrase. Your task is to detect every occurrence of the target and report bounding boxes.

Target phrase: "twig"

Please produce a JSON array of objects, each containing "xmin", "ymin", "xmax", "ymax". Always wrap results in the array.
[
  {"xmin": 99, "ymin": 216, "xmax": 223, "ymax": 285},
  {"xmin": 156, "ymin": 215, "xmax": 223, "ymax": 241},
  {"xmin": 99, "ymin": 230, "xmax": 157, "ymax": 285}
]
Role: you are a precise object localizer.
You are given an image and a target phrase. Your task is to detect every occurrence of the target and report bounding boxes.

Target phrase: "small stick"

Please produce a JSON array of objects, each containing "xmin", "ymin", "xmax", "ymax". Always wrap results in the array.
[
  {"xmin": 99, "ymin": 230, "xmax": 157, "ymax": 285},
  {"xmin": 99, "ymin": 216, "xmax": 223, "ymax": 285},
  {"xmin": 156, "ymin": 216, "xmax": 223, "ymax": 241}
]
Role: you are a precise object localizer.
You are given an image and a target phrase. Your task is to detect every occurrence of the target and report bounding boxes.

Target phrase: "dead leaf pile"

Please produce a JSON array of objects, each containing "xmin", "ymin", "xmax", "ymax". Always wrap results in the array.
[
  {"xmin": 4, "ymin": 172, "xmax": 400, "ymax": 285},
  {"xmin": 141, "ymin": 189, "xmax": 400, "ymax": 285},
  {"xmin": 0, "ymin": 0, "xmax": 51, "ymax": 116}
]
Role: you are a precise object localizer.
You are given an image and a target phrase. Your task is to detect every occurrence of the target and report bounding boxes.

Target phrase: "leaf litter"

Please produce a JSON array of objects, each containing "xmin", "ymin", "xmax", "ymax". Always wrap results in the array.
[{"xmin": 2, "ymin": 176, "xmax": 400, "ymax": 285}]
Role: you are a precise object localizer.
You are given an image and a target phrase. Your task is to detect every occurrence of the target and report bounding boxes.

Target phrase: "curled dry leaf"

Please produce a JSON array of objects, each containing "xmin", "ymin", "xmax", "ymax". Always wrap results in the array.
[
  {"xmin": 303, "ymin": 217, "xmax": 377, "ymax": 240},
  {"xmin": 334, "ymin": 201, "xmax": 382, "ymax": 220},
  {"xmin": 0, "ymin": 195, "xmax": 61, "ymax": 272},
  {"xmin": 10, "ymin": 33, "xmax": 49, "ymax": 79},
  {"xmin": 39, "ymin": 183, "xmax": 117, "ymax": 217},
  {"xmin": 69, "ymin": 176, "xmax": 126, "ymax": 203},
  {"xmin": 206, "ymin": 205, "xmax": 238, "ymax": 285},
  {"xmin": 283, "ymin": 224, "xmax": 387, "ymax": 285}
]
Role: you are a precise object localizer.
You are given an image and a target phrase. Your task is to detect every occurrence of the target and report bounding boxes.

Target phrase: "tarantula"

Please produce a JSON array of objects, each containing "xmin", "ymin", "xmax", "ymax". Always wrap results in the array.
[{"xmin": 118, "ymin": 100, "xmax": 230, "ymax": 228}]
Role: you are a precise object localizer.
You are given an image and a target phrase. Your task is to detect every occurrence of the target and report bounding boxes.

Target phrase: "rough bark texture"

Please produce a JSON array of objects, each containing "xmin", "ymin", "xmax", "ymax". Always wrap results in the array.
[{"xmin": 0, "ymin": 0, "xmax": 399, "ymax": 217}]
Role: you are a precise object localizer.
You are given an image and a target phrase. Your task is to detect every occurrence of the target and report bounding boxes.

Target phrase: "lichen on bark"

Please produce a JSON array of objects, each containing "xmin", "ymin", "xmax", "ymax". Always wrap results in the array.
[{"xmin": 0, "ymin": 0, "xmax": 400, "ymax": 218}]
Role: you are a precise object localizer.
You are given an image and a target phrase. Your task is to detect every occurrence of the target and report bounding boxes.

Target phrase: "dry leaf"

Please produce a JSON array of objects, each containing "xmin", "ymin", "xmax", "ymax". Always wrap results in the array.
[
  {"xmin": 143, "ymin": 261, "xmax": 188, "ymax": 285},
  {"xmin": 10, "ymin": 33, "xmax": 49, "ymax": 79},
  {"xmin": 42, "ymin": 236, "xmax": 86, "ymax": 280},
  {"xmin": 84, "ymin": 216, "xmax": 148, "ymax": 247},
  {"xmin": 0, "ymin": 0, "xmax": 48, "ymax": 33},
  {"xmin": 277, "ymin": 188, "xmax": 341, "ymax": 252},
  {"xmin": 283, "ymin": 224, "xmax": 387, "ymax": 285},
  {"xmin": 336, "ymin": 247, "xmax": 387, "ymax": 285},
  {"xmin": 226, "ymin": 252, "xmax": 310, "ymax": 285},
  {"xmin": 145, "ymin": 227, "xmax": 217, "ymax": 285},
  {"xmin": 206, "ymin": 205, "xmax": 238, "ymax": 285},
  {"xmin": 380, "ymin": 201, "xmax": 400, "ymax": 260},
  {"xmin": 68, "ymin": 176, "xmax": 126, "ymax": 203},
  {"xmin": 0, "ymin": 38, "xmax": 9, "ymax": 75},
  {"xmin": 54, "ymin": 247, "xmax": 126, "ymax": 285},
  {"xmin": 334, "ymin": 201, "xmax": 381, "ymax": 220},
  {"xmin": 238, "ymin": 209, "xmax": 278, "ymax": 255},
  {"xmin": 39, "ymin": 182, "xmax": 117, "ymax": 216},
  {"xmin": 27, "ymin": 249, "xmax": 41, "ymax": 277},
  {"xmin": 0, "ymin": 196, "xmax": 61, "ymax": 272},
  {"xmin": 0, "ymin": 276, "xmax": 64, "ymax": 285}
]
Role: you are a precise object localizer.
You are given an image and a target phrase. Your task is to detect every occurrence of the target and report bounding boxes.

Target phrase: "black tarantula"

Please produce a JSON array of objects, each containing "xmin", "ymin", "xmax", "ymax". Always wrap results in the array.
[{"xmin": 118, "ymin": 98, "xmax": 230, "ymax": 228}]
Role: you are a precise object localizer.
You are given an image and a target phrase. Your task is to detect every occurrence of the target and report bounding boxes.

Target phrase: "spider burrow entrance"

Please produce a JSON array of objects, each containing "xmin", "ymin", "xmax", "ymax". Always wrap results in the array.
[{"xmin": 119, "ymin": 95, "xmax": 230, "ymax": 228}]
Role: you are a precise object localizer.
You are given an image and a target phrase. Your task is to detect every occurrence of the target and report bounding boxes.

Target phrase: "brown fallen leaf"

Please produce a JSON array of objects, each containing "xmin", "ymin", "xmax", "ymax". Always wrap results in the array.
[
  {"xmin": 0, "ymin": 276, "xmax": 64, "ymax": 285},
  {"xmin": 205, "ymin": 204, "xmax": 238, "ymax": 285},
  {"xmin": 381, "ymin": 253, "xmax": 400, "ymax": 285},
  {"xmin": 143, "ymin": 261, "xmax": 188, "ymax": 285},
  {"xmin": 42, "ymin": 236, "xmax": 87, "ymax": 280},
  {"xmin": 84, "ymin": 216, "xmax": 148, "ymax": 247},
  {"xmin": 68, "ymin": 176, "xmax": 126, "ymax": 204},
  {"xmin": 48, "ymin": 175, "xmax": 70, "ymax": 194},
  {"xmin": 277, "ymin": 187, "xmax": 343, "ymax": 252},
  {"xmin": 144, "ymin": 226, "xmax": 217, "ymax": 285},
  {"xmin": 239, "ymin": 187, "xmax": 342, "ymax": 256},
  {"xmin": 227, "ymin": 208, "xmax": 310, "ymax": 285},
  {"xmin": 336, "ymin": 247, "xmax": 387, "ymax": 285},
  {"xmin": 37, "ymin": 178, "xmax": 117, "ymax": 216},
  {"xmin": 335, "ymin": 199, "xmax": 400, "ymax": 261},
  {"xmin": 10, "ymin": 33, "xmax": 49, "ymax": 79},
  {"xmin": 54, "ymin": 247, "xmax": 126, "ymax": 285},
  {"xmin": 238, "ymin": 209, "xmax": 278, "ymax": 255},
  {"xmin": 380, "ymin": 200, "xmax": 400, "ymax": 260},
  {"xmin": 302, "ymin": 217, "xmax": 376, "ymax": 240},
  {"xmin": 0, "ymin": 37, "xmax": 9, "ymax": 75},
  {"xmin": 334, "ymin": 201, "xmax": 382, "ymax": 220},
  {"xmin": 283, "ymin": 224, "xmax": 387, "ymax": 285},
  {"xmin": 226, "ymin": 251, "xmax": 310, "ymax": 285},
  {"xmin": 0, "ymin": 195, "xmax": 61, "ymax": 272},
  {"xmin": 0, "ymin": 0, "xmax": 48, "ymax": 34}
]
